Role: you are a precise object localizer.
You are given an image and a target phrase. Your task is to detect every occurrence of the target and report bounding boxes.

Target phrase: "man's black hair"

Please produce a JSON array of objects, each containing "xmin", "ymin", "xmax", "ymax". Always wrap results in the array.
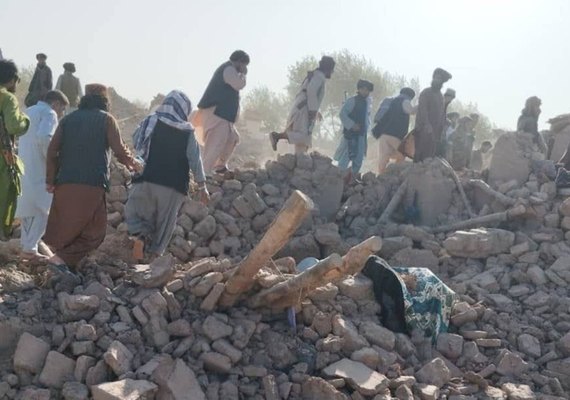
[
  {"xmin": 0, "ymin": 59, "xmax": 19, "ymax": 85},
  {"xmin": 230, "ymin": 50, "xmax": 250, "ymax": 64}
]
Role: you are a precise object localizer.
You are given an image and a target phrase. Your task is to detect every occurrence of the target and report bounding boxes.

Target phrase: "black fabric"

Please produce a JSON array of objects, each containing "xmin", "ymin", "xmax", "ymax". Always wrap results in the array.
[
  {"xmin": 362, "ymin": 255, "xmax": 408, "ymax": 334},
  {"xmin": 138, "ymin": 120, "xmax": 191, "ymax": 195},
  {"xmin": 56, "ymin": 109, "xmax": 111, "ymax": 189},
  {"xmin": 373, "ymin": 95, "xmax": 410, "ymax": 140},
  {"xmin": 197, "ymin": 61, "xmax": 240, "ymax": 123},
  {"xmin": 343, "ymin": 95, "xmax": 368, "ymax": 138}
]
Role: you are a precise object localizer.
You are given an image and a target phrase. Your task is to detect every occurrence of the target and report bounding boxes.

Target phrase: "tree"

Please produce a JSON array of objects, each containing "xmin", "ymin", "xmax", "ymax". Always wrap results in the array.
[
  {"xmin": 14, "ymin": 65, "xmax": 34, "ymax": 107},
  {"xmin": 242, "ymin": 86, "xmax": 288, "ymax": 132},
  {"xmin": 285, "ymin": 49, "xmax": 419, "ymax": 140}
]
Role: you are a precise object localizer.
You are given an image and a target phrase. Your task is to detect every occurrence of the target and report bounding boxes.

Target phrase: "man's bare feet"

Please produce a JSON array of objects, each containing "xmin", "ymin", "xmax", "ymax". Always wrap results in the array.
[{"xmin": 132, "ymin": 237, "xmax": 145, "ymax": 261}]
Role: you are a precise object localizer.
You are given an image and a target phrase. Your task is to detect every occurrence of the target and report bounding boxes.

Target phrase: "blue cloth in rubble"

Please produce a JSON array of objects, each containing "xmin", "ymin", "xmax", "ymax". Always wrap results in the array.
[{"xmin": 362, "ymin": 255, "xmax": 457, "ymax": 343}]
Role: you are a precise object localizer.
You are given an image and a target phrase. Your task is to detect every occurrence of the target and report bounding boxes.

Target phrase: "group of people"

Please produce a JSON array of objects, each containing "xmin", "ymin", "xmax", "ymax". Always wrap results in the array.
[{"xmin": 0, "ymin": 48, "xmax": 553, "ymax": 280}]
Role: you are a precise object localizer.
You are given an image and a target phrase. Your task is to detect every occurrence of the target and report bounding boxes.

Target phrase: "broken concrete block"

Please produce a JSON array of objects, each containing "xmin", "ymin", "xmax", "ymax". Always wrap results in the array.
[
  {"xmin": 131, "ymin": 255, "xmax": 175, "ymax": 288},
  {"xmin": 443, "ymin": 228, "xmax": 515, "ymax": 258},
  {"xmin": 103, "ymin": 340, "xmax": 133, "ymax": 376},
  {"xmin": 38, "ymin": 351, "xmax": 76, "ymax": 388}
]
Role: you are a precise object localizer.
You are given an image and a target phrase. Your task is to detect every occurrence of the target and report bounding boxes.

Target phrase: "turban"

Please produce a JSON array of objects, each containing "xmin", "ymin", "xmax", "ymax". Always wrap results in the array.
[
  {"xmin": 85, "ymin": 83, "xmax": 108, "ymax": 97},
  {"xmin": 434, "ymin": 68, "xmax": 452, "ymax": 81},
  {"xmin": 319, "ymin": 56, "xmax": 335, "ymax": 71},
  {"xmin": 63, "ymin": 62, "xmax": 76, "ymax": 73},
  {"xmin": 444, "ymin": 88, "xmax": 456, "ymax": 98},
  {"xmin": 357, "ymin": 79, "xmax": 374, "ymax": 91}
]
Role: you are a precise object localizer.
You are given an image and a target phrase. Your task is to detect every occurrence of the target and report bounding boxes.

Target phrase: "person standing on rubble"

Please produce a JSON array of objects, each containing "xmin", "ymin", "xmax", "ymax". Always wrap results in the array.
[
  {"xmin": 44, "ymin": 84, "xmax": 141, "ymax": 273},
  {"xmin": 16, "ymin": 90, "xmax": 69, "ymax": 260},
  {"xmin": 270, "ymin": 56, "xmax": 336, "ymax": 154},
  {"xmin": 333, "ymin": 79, "xmax": 374, "ymax": 183},
  {"xmin": 193, "ymin": 50, "xmax": 249, "ymax": 178},
  {"xmin": 449, "ymin": 116, "xmax": 476, "ymax": 170},
  {"xmin": 413, "ymin": 68, "xmax": 452, "ymax": 162},
  {"xmin": 0, "ymin": 60, "xmax": 30, "ymax": 240},
  {"xmin": 25, "ymin": 53, "xmax": 53, "ymax": 107},
  {"xmin": 127, "ymin": 90, "xmax": 209, "ymax": 261},
  {"xmin": 55, "ymin": 63, "xmax": 82, "ymax": 113},
  {"xmin": 517, "ymin": 96, "xmax": 546, "ymax": 152},
  {"xmin": 439, "ymin": 88, "xmax": 456, "ymax": 157},
  {"xmin": 373, "ymin": 87, "xmax": 417, "ymax": 174},
  {"xmin": 469, "ymin": 140, "xmax": 493, "ymax": 171}
]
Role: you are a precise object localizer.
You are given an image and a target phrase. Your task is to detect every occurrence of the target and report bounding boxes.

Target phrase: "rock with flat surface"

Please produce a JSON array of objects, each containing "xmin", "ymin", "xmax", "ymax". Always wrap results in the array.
[
  {"xmin": 103, "ymin": 340, "xmax": 133, "ymax": 376},
  {"xmin": 38, "ymin": 351, "xmax": 76, "ymax": 388},
  {"xmin": 501, "ymin": 383, "xmax": 536, "ymax": 400},
  {"xmin": 131, "ymin": 255, "xmax": 175, "ymax": 288},
  {"xmin": 58, "ymin": 293, "xmax": 100, "ymax": 321},
  {"xmin": 415, "ymin": 358, "xmax": 451, "ymax": 388},
  {"xmin": 13, "ymin": 332, "xmax": 50, "ymax": 374},
  {"xmin": 202, "ymin": 315, "xmax": 233, "ymax": 342},
  {"xmin": 444, "ymin": 228, "xmax": 515, "ymax": 258},
  {"xmin": 91, "ymin": 379, "xmax": 157, "ymax": 400},
  {"xmin": 152, "ymin": 357, "xmax": 206, "ymax": 400},
  {"xmin": 497, "ymin": 350, "xmax": 529, "ymax": 377},
  {"xmin": 323, "ymin": 358, "xmax": 388, "ymax": 396}
]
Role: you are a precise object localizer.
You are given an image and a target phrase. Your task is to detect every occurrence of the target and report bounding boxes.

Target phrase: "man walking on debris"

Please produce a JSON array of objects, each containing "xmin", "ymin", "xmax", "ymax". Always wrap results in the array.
[
  {"xmin": 270, "ymin": 56, "xmax": 336, "ymax": 154},
  {"xmin": 449, "ymin": 116, "xmax": 476, "ymax": 170},
  {"xmin": 373, "ymin": 87, "xmax": 417, "ymax": 174},
  {"xmin": 25, "ymin": 53, "xmax": 53, "ymax": 107},
  {"xmin": 45, "ymin": 84, "xmax": 141, "ymax": 271},
  {"xmin": 55, "ymin": 62, "xmax": 82, "ymax": 112},
  {"xmin": 469, "ymin": 140, "xmax": 492, "ymax": 171},
  {"xmin": 0, "ymin": 60, "xmax": 30, "ymax": 240},
  {"xmin": 128, "ymin": 90, "xmax": 209, "ymax": 261},
  {"xmin": 517, "ymin": 96, "xmax": 546, "ymax": 152},
  {"xmin": 333, "ymin": 79, "xmax": 374, "ymax": 183},
  {"xmin": 193, "ymin": 50, "xmax": 249, "ymax": 178},
  {"xmin": 413, "ymin": 68, "xmax": 452, "ymax": 162},
  {"xmin": 16, "ymin": 90, "xmax": 68, "ymax": 260}
]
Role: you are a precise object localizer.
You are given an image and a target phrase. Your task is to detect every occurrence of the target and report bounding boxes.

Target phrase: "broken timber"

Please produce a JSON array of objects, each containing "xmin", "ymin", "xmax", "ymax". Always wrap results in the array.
[
  {"xmin": 249, "ymin": 236, "xmax": 382, "ymax": 310},
  {"xmin": 219, "ymin": 190, "xmax": 314, "ymax": 307},
  {"xmin": 466, "ymin": 179, "xmax": 517, "ymax": 207},
  {"xmin": 429, "ymin": 204, "xmax": 526, "ymax": 234}
]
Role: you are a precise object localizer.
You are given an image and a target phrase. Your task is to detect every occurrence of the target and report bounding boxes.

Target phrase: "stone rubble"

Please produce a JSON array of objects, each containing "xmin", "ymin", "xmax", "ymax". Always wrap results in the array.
[{"xmin": 0, "ymin": 144, "xmax": 569, "ymax": 399}]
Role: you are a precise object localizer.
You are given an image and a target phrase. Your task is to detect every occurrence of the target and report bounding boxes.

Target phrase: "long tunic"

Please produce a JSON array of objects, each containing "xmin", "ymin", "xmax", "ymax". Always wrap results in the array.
[
  {"xmin": 16, "ymin": 101, "xmax": 57, "ymax": 219},
  {"xmin": 285, "ymin": 69, "xmax": 327, "ymax": 147},
  {"xmin": 334, "ymin": 95, "xmax": 372, "ymax": 174},
  {"xmin": 27, "ymin": 65, "xmax": 53, "ymax": 106},
  {"xmin": 45, "ymin": 111, "xmax": 135, "ymax": 266},
  {"xmin": 194, "ymin": 64, "xmax": 245, "ymax": 173},
  {"xmin": 0, "ymin": 88, "xmax": 30, "ymax": 236},
  {"xmin": 56, "ymin": 72, "xmax": 83, "ymax": 108},
  {"xmin": 413, "ymin": 87, "xmax": 445, "ymax": 162}
]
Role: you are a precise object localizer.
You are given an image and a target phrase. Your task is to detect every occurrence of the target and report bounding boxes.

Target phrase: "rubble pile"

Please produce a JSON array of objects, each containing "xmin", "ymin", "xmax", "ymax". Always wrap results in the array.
[{"xmin": 0, "ymin": 132, "xmax": 569, "ymax": 399}]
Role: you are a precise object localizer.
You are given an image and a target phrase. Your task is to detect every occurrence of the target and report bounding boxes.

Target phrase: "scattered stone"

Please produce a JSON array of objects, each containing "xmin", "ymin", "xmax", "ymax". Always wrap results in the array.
[
  {"xmin": 323, "ymin": 358, "xmax": 388, "ymax": 396},
  {"xmin": 38, "ymin": 351, "xmax": 76, "ymax": 388},
  {"xmin": 415, "ymin": 358, "xmax": 451, "ymax": 388},
  {"xmin": 131, "ymin": 255, "xmax": 175, "ymax": 288},
  {"xmin": 91, "ymin": 379, "xmax": 158, "ymax": 400},
  {"xmin": 13, "ymin": 332, "xmax": 50, "ymax": 374},
  {"xmin": 103, "ymin": 340, "xmax": 133, "ymax": 376}
]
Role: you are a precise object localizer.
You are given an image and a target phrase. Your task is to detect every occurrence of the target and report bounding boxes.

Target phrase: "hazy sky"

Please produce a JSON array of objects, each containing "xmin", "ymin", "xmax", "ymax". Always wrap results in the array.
[{"xmin": 1, "ymin": 0, "xmax": 569, "ymax": 129}]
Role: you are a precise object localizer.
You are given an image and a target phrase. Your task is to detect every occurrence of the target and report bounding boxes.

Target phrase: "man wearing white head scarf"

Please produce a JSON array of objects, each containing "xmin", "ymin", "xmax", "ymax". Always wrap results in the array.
[{"xmin": 127, "ymin": 90, "xmax": 208, "ymax": 261}]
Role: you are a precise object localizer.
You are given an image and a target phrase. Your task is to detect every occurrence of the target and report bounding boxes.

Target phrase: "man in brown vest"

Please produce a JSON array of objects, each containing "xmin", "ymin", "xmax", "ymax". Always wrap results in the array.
[{"xmin": 56, "ymin": 62, "xmax": 82, "ymax": 112}]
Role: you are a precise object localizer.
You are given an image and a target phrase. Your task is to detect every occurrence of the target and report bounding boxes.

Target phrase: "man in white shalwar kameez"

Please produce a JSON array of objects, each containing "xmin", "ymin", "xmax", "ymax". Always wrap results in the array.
[
  {"xmin": 193, "ymin": 50, "xmax": 249, "ymax": 177},
  {"xmin": 16, "ymin": 90, "xmax": 68, "ymax": 259},
  {"xmin": 270, "ymin": 56, "xmax": 335, "ymax": 154}
]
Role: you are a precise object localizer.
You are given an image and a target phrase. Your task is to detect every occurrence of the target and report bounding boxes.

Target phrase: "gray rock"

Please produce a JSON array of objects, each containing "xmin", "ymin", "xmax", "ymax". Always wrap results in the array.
[
  {"xmin": 443, "ymin": 228, "xmax": 515, "ymax": 258},
  {"xmin": 38, "ymin": 351, "xmax": 76, "ymax": 388},
  {"xmin": 131, "ymin": 255, "xmax": 175, "ymax": 288},
  {"xmin": 415, "ymin": 358, "xmax": 451, "ymax": 388},
  {"xmin": 13, "ymin": 332, "xmax": 50, "ymax": 374},
  {"xmin": 103, "ymin": 340, "xmax": 133, "ymax": 376},
  {"xmin": 91, "ymin": 379, "xmax": 157, "ymax": 400},
  {"xmin": 202, "ymin": 315, "xmax": 233, "ymax": 341},
  {"xmin": 62, "ymin": 382, "xmax": 89, "ymax": 400}
]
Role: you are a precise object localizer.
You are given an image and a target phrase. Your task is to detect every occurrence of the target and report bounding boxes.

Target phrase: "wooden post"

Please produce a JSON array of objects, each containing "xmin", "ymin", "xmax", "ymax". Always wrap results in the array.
[
  {"xmin": 429, "ymin": 204, "xmax": 526, "ymax": 234},
  {"xmin": 219, "ymin": 190, "xmax": 314, "ymax": 307},
  {"xmin": 466, "ymin": 179, "xmax": 517, "ymax": 207},
  {"xmin": 437, "ymin": 158, "xmax": 476, "ymax": 218},
  {"xmin": 247, "ymin": 254, "xmax": 343, "ymax": 309},
  {"xmin": 249, "ymin": 236, "xmax": 382, "ymax": 310},
  {"xmin": 379, "ymin": 179, "xmax": 408, "ymax": 223}
]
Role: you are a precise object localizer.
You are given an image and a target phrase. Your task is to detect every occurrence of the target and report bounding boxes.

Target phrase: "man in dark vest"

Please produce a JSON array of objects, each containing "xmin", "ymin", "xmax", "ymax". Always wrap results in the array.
[
  {"xmin": 333, "ymin": 79, "xmax": 374, "ymax": 183},
  {"xmin": 373, "ymin": 87, "xmax": 416, "ymax": 173},
  {"xmin": 56, "ymin": 62, "xmax": 83, "ymax": 111},
  {"xmin": 127, "ymin": 90, "xmax": 208, "ymax": 261},
  {"xmin": 45, "ymin": 84, "xmax": 141, "ymax": 272},
  {"xmin": 25, "ymin": 53, "xmax": 53, "ymax": 107},
  {"xmin": 193, "ymin": 50, "xmax": 249, "ymax": 178}
]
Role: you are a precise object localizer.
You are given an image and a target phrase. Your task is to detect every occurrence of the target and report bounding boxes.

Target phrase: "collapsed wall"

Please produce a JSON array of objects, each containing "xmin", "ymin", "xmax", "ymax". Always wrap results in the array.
[{"xmin": 0, "ymin": 145, "xmax": 570, "ymax": 399}]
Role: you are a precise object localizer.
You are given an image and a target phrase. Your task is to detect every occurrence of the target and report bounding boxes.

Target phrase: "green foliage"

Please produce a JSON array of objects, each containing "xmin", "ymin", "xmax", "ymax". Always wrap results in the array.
[
  {"xmin": 14, "ymin": 65, "xmax": 34, "ymax": 107},
  {"xmin": 242, "ymin": 86, "xmax": 288, "ymax": 132},
  {"xmin": 448, "ymin": 100, "xmax": 496, "ymax": 145}
]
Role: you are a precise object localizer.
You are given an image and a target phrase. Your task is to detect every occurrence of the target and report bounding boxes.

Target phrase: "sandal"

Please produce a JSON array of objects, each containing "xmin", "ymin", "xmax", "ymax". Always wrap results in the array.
[
  {"xmin": 132, "ymin": 237, "xmax": 145, "ymax": 262},
  {"xmin": 270, "ymin": 131, "xmax": 280, "ymax": 151}
]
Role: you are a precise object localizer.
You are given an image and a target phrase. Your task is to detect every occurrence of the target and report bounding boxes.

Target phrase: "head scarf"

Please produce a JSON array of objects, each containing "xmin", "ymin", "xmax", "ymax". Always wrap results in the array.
[
  {"xmin": 433, "ymin": 68, "xmax": 452, "ymax": 82},
  {"xmin": 85, "ymin": 83, "xmax": 108, "ymax": 97},
  {"xmin": 132, "ymin": 90, "xmax": 194, "ymax": 161}
]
